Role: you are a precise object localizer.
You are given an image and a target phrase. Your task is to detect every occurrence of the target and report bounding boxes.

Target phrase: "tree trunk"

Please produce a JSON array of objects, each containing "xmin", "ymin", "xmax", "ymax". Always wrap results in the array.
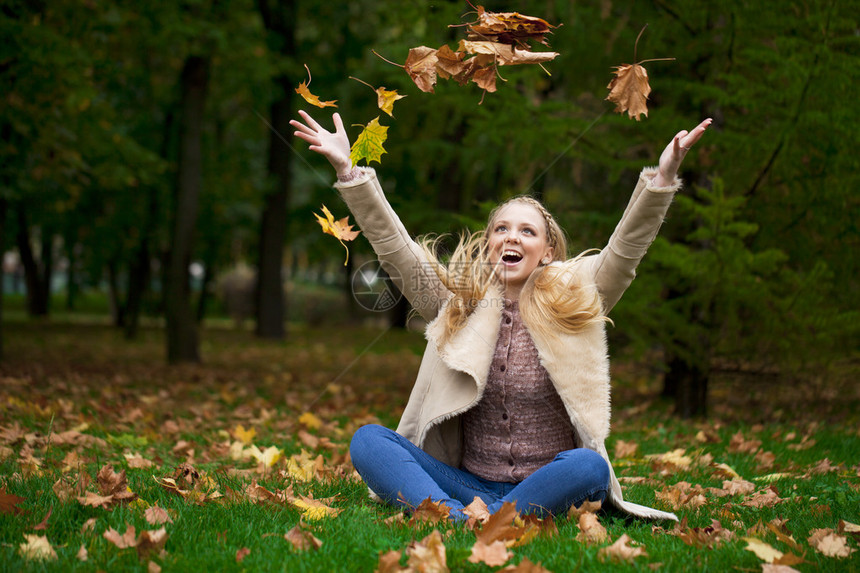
[
  {"xmin": 165, "ymin": 55, "xmax": 209, "ymax": 364},
  {"xmin": 15, "ymin": 207, "xmax": 51, "ymax": 316},
  {"xmin": 0, "ymin": 197, "xmax": 6, "ymax": 359},
  {"xmin": 255, "ymin": 0, "xmax": 296, "ymax": 339}
]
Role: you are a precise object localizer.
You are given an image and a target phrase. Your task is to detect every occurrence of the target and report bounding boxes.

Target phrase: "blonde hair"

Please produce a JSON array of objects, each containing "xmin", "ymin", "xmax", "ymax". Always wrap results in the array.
[{"xmin": 420, "ymin": 196, "xmax": 610, "ymax": 344}]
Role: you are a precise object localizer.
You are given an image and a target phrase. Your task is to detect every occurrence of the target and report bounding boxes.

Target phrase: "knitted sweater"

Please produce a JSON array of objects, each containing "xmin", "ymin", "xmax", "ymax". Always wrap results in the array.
[{"xmin": 461, "ymin": 299, "xmax": 576, "ymax": 482}]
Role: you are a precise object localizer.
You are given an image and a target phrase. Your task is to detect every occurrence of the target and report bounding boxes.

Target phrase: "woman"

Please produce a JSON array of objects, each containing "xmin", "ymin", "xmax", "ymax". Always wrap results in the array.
[{"xmin": 292, "ymin": 110, "xmax": 711, "ymax": 522}]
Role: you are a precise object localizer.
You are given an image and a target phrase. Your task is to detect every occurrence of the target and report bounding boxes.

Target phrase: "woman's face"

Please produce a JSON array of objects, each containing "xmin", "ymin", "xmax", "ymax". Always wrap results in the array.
[{"xmin": 487, "ymin": 202, "xmax": 554, "ymax": 299}]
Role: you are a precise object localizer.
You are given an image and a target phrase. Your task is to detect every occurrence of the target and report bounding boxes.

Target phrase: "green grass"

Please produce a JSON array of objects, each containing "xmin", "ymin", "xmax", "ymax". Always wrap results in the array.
[{"xmin": 1, "ymin": 319, "xmax": 858, "ymax": 571}]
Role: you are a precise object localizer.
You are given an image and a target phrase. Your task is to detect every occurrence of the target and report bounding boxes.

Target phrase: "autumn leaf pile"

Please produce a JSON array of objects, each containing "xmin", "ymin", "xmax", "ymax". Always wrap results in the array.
[{"xmin": 2, "ymin": 322, "xmax": 859, "ymax": 570}]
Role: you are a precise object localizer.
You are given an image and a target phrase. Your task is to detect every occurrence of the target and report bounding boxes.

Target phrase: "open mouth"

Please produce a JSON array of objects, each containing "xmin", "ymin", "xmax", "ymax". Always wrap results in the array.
[{"xmin": 501, "ymin": 250, "xmax": 523, "ymax": 264}]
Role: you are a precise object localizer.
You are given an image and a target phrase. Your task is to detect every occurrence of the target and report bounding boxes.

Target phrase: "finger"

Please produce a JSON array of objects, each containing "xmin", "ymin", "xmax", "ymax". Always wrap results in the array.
[
  {"xmin": 332, "ymin": 112, "xmax": 346, "ymax": 135},
  {"xmin": 299, "ymin": 109, "xmax": 324, "ymax": 132}
]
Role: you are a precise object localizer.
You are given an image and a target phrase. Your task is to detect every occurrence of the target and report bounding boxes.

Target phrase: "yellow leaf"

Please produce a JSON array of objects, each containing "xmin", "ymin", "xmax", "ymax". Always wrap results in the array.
[
  {"xmin": 376, "ymin": 87, "xmax": 406, "ymax": 117},
  {"xmin": 314, "ymin": 205, "xmax": 361, "ymax": 266},
  {"xmin": 743, "ymin": 537, "xmax": 784, "ymax": 563},
  {"xmin": 349, "ymin": 117, "xmax": 388, "ymax": 167},
  {"xmin": 298, "ymin": 411, "xmax": 323, "ymax": 431},
  {"xmin": 234, "ymin": 424, "xmax": 256, "ymax": 446}
]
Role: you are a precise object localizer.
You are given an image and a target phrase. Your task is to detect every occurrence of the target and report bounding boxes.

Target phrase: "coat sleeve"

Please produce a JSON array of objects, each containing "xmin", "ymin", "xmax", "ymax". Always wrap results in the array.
[
  {"xmin": 334, "ymin": 168, "xmax": 450, "ymax": 322},
  {"xmin": 584, "ymin": 166, "xmax": 681, "ymax": 314}
]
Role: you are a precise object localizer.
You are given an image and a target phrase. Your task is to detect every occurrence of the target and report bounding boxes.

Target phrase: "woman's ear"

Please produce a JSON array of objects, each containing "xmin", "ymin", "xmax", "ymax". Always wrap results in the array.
[{"xmin": 542, "ymin": 246, "xmax": 555, "ymax": 265}]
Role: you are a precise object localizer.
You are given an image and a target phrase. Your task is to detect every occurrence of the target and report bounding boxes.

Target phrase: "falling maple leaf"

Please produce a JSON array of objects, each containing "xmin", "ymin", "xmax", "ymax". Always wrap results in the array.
[
  {"xmin": 606, "ymin": 26, "xmax": 674, "ymax": 121},
  {"xmin": 314, "ymin": 204, "xmax": 362, "ymax": 266},
  {"xmin": 349, "ymin": 117, "xmax": 389, "ymax": 167},
  {"xmin": 295, "ymin": 64, "xmax": 337, "ymax": 109},
  {"xmin": 349, "ymin": 77, "xmax": 406, "ymax": 118}
]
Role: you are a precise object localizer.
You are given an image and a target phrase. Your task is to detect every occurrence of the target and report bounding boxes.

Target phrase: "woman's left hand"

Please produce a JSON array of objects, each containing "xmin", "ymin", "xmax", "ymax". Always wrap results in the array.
[{"xmin": 653, "ymin": 118, "xmax": 713, "ymax": 187}]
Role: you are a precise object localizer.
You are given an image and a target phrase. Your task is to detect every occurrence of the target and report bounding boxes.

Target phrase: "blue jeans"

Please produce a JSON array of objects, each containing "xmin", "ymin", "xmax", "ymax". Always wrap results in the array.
[{"xmin": 349, "ymin": 424, "xmax": 610, "ymax": 520}]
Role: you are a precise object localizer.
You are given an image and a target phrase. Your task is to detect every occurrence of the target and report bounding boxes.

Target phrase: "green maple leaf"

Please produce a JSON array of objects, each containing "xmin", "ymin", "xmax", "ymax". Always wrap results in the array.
[{"xmin": 349, "ymin": 117, "xmax": 388, "ymax": 166}]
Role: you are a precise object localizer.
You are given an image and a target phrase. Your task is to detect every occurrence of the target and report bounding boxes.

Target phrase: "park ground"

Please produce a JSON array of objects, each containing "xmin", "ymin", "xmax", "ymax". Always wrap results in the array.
[{"xmin": 1, "ymin": 308, "xmax": 858, "ymax": 571}]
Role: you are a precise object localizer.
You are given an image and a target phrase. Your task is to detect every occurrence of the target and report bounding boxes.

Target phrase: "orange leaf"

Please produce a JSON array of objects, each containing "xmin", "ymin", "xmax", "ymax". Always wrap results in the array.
[
  {"xmin": 295, "ymin": 65, "xmax": 337, "ymax": 108},
  {"xmin": 606, "ymin": 63, "xmax": 651, "ymax": 121},
  {"xmin": 314, "ymin": 204, "xmax": 361, "ymax": 266}
]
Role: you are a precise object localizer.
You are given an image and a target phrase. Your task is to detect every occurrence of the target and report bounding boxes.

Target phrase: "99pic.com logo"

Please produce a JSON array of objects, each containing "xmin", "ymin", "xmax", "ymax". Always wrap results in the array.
[{"xmin": 351, "ymin": 260, "xmax": 403, "ymax": 312}]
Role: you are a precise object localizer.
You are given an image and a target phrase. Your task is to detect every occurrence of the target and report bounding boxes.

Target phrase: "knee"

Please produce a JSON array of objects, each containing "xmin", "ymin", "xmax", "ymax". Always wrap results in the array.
[
  {"xmin": 556, "ymin": 448, "xmax": 610, "ymax": 488},
  {"xmin": 349, "ymin": 424, "xmax": 389, "ymax": 465}
]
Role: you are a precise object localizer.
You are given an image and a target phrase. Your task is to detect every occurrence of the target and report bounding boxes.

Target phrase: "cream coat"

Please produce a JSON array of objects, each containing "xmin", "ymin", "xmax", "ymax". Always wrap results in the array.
[{"xmin": 335, "ymin": 167, "xmax": 680, "ymax": 521}]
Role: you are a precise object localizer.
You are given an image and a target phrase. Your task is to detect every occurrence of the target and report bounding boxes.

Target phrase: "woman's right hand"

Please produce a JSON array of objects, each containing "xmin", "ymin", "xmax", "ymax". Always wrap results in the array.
[{"xmin": 290, "ymin": 111, "xmax": 352, "ymax": 177}]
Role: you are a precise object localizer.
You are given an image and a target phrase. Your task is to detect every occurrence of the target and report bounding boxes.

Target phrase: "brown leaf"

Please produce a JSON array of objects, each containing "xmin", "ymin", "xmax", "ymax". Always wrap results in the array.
[
  {"xmin": 462, "ymin": 496, "xmax": 490, "ymax": 528},
  {"xmin": 284, "ymin": 524, "xmax": 323, "ymax": 551},
  {"xmin": 33, "ymin": 507, "xmax": 51, "ymax": 531},
  {"xmin": 376, "ymin": 549, "xmax": 405, "ymax": 573},
  {"xmin": 499, "ymin": 557, "xmax": 552, "ymax": 572},
  {"xmin": 104, "ymin": 524, "xmax": 138, "ymax": 549},
  {"xmin": 476, "ymin": 501, "xmax": 525, "ymax": 546},
  {"xmin": 466, "ymin": 6, "xmax": 556, "ymax": 47},
  {"xmin": 0, "ymin": 486, "xmax": 26, "ymax": 514},
  {"xmin": 406, "ymin": 529, "xmax": 448, "ymax": 572},
  {"xmin": 808, "ymin": 528, "xmax": 856, "ymax": 558},
  {"xmin": 598, "ymin": 533, "xmax": 647, "ymax": 563},
  {"xmin": 567, "ymin": 498, "xmax": 602, "ymax": 520},
  {"xmin": 742, "ymin": 487, "xmax": 786, "ymax": 508},
  {"xmin": 144, "ymin": 506, "xmax": 173, "ymax": 525},
  {"xmin": 614, "ymin": 439, "xmax": 639, "ymax": 459},
  {"xmin": 576, "ymin": 511, "xmax": 608, "ymax": 544},
  {"xmin": 408, "ymin": 497, "xmax": 452, "ymax": 525},
  {"xmin": 468, "ymin": 540, "xmax": 512, "ymax": 567},
  {"xmin": 18, "ymin": 534, "xmax": 57, "ymax": 561},
  {"xmin": 136, "ymin": 527, "xmax": 168, "ymax": 560},
  {"xmin": 606, "ymin": 63, "xmax": 651, "ymax": 121},
  {"xmin": 405, "ymin": 46, "xmax": 439, "ymax": 93}
]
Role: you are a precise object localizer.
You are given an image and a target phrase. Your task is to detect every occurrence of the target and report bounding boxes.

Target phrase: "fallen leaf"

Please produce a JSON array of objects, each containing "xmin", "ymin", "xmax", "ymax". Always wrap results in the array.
[
  {"xmin": 349, "ymin": 117, "xmax": 389, "ymax": 167},
  {"xmin": 808, "ymin": 528, "xmax": 856, "ymax": 558},
  {"xmin": 606, "ymin": 63, "xmax": 650, "ymax": 121},
  {"xmin": 145, "ymin": 506, "xmax": 173, "ymax": 525},
  {"xmin": 614, "ymin": 439, "xmax": 639, "ymax": 458},
  {"xmin": 476, "ymin": 501, "xmax": 526, "ymax": 546},
  {"xmin": 18, "ymin": 534, "xmax": 57, "ymax": 560},
  {"xmin": 104, "ymin": 524, "xmax": 138, "ymax": 549},
  {"xmin": 33, "ymin": 507, "xmax": 51, "ymax": 530},
  {"xmin": 744, "ymin": 537, "xmax": 786, "ymax": 563},
  {"xmin": 233, "ymin": 424, "xmax": 256, "ymax": 445},
  {"xmin": 468, "ymin": 540, "xmax": 512, "ymax": 567},
  {"xmin": 284, "ymin": 524, "xmax": 323, "ymax": 551},
  {"xmin": 0, "ymin": 486, "xmax": 26, "ymax": 514},
  {"xmin": 499, "ymin": 557, "xmax": 552, "ymax": 572},
  {"xmin": 406, "ymin": 530, "xmax": 448, "ymax": 572},
  {"xmin": 598, "ymin": 533, "xmax": 647, "ymax": 563},
  {"xmin": 408, "ymin": 497, "xmax": 452, "ymax": 525},
  {"xmin": 463, "ymin": 496, "xmax": 490, "ymax": 527},
  {"xmin": 576, "ymin": 511, "xmax": 608, "ymax": 544}
]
